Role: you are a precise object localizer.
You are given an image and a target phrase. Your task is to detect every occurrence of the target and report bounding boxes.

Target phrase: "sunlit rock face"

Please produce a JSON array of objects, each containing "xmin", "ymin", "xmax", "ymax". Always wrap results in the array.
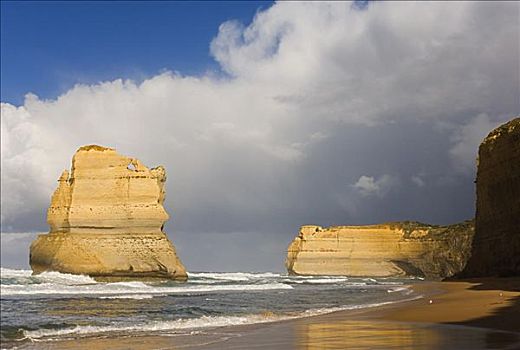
[
  {"xmin": 286, "ymin": 221, "xmax": 474, "ymax": 279},
  {"xmin": 30, "ymin": 145, "xmax": 187, "ymax": 280},
  {"xmin": 460, "ymin": 118, "xmax": 520, "ymax": 277}
]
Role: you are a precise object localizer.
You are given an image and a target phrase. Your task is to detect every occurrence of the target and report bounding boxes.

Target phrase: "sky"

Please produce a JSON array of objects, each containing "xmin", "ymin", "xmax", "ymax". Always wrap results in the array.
[
  {"xmin": 1, "ymin": 1, "xmax": 273, "ymax": 104},
  {"xmin": 1, "ymin": 1, "xmax": 519, "ymax": 272}
]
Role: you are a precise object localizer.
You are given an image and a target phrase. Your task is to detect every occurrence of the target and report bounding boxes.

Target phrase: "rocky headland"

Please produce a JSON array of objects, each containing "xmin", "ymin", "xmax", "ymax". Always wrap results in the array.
[
  {"xmin": 286, "ymin": 117, "xmax": 519, "ymax": 279},
  {"xmin": 459, "ymin": 117, "xmax": 520, "ymax": 277},
  {"xmin": 30, "ymin": 145, "xmax": 187, "ymax": 280},
  {"xmin": 286, "ymin": 221, "xmax": 474, "ymax": 279}
]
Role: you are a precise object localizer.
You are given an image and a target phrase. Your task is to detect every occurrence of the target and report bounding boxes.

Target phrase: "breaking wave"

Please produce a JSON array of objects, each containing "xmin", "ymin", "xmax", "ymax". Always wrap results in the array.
[
  {"xmin": 1, "ymin": 268, "xmax": 295, "ymax": 297},
  {"xmin": 22, "ymin": 298, "xmax": 420, "ymax": 341},
  {"xmin": 188, "ymin": 272, "xmax": 280, "ymax": 281},
  {"xmin": 1, "ymin": 267, "xmax": 97, "ymax": 284},
  {"xmin": 1, "ymin": 280, "xmax": 293, "ymax": 297},
  {"xmin": 0, "ymin": 268, "xmax": 412, "ymax": 298}
]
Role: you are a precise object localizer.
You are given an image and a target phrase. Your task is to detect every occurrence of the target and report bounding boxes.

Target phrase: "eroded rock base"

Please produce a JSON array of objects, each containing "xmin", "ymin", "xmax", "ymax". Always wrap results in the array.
[{"xmin": 30, "ymin": 233, "xmax": 187, "ymax": 280}]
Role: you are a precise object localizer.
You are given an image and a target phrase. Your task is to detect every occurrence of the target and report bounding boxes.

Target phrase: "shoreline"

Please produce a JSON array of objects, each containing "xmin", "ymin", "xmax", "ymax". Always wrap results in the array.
[
  {"xmin": 370, "ymin": 278, "xmax": 520, "ymax": 332},
  {"xmin": 14, "ymin": 278, "xmax": 520, "ymax": 349}
]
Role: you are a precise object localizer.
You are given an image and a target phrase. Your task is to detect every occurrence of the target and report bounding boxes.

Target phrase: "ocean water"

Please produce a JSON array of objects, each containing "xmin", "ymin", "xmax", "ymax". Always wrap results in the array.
[{"xmin": 0, "ymin": 267, "xmax": 421, "ymax": 348}]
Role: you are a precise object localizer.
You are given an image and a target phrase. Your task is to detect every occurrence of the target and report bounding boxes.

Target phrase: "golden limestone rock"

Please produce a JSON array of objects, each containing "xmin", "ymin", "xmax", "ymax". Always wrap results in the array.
[
  {"xmin": 30, "ymin": 145, "xmax": 187, "ymax": 280},
  {"xmin": 460, "ymin": 117, "xmax": 520, "ymax": 277},
  {"xmin": 286, "ymin": 221, "xmax": 474, "ymax": 279}
]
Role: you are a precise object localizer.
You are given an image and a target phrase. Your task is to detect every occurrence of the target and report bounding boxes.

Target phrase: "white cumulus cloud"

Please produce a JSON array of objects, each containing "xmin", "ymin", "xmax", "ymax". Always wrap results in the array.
[{"xmin": 352, "ymin": 174, "xmax": 398, "ymax": 197}]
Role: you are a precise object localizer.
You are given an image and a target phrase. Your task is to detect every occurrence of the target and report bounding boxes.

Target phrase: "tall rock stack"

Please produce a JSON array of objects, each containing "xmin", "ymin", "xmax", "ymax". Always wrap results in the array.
[
  {"xmin": 460, "ymin": 117, "xmax": 520, "ymax": 277},
  {"xmin": 30, "ymin": 145, "xmax": 187, "ymax": 280}
]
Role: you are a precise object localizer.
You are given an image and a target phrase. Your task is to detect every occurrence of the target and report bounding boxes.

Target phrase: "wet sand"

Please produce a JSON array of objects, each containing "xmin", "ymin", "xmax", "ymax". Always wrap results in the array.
[{"xmin": 16, "ymin": 278, "xmax": 520, "ymax": 350}]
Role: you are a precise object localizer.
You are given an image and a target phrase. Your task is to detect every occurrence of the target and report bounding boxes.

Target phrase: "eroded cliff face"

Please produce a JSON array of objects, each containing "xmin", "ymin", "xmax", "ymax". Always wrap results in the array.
[
  {"xmin": 30, "ymin": 145, "xmax": 187, "ymax": 280},
  {"xmin": 460, "ymin": 118, "xmax": 520, "ymax": 277},
  {"xmin": 286, "ymin": 221, "xmax": 474, "ymax": 279}
]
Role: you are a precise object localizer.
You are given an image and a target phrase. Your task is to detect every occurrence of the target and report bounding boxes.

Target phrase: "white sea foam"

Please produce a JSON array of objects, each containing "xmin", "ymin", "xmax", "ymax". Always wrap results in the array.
[
  {"xmin": 1, "ymin": 268, "xmax": 97, "ymax": 285},
  {"xmin": 377, "ymin": 281, "xmax": 405, "ymax": 285},
  {"xmin": 283, "ymin": 277, "xmax": 405, "ymax": 287},
  {"xmin": 188, "ymin": 272, "xmax": 281, "ymax": 281},
  {"xmin": 1, "ymin": 281, "xmax": 293, "ymax": 296},
  {"xmin": 22, "ymin": 296, "xmax": 422, "ymax": 341},
  {"xmin": 188, "ymin": 273, "xmax": 354, "ymax": 284},
  {"xmin": 0, "ymin": 268, "xmax": 294, "ymax": 297},
  {"xmin": 34, "ymin": 271, "xmax": 97, "ymax": 285},
  {"xmin": 0, "ymin": 268, "xmax": 407, "ymax": 299},
  {"xmin": 98, "ymin": 294, "xmax": 158, "ymax": 300},
  {"xmin": 288, "ymin": 275, "xmax": 347, "ymax": 280},
  {"xmin": 0, "ymin": 267, "xmax": 33, "ymax": 278},
  {"xmin": 22, "ymin": 314, "xmax": 283, "ymax": 340},
  {"xmin": 387, "ymin": 286, "xmax": 413, "ymax": 295},
  {"xmin": 105, "ymin": 281, "xmax": 149, "ymax": 288},
  {"xmin": 2, "ymin": 268, "xmax": 402, "ymax": 286},
  {"xmin": 285, "ymin": 276, "xmax": 404, "ymax": 286},
  {"xmin": 283, "ymin": 278, "xmax": 353, "ymax": 284}
]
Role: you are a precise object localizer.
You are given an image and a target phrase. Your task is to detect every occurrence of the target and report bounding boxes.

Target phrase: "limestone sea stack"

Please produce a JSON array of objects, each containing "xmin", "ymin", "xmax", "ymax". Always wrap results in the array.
[
  {"xmin": 286, "ymin": 221, "xmax": 474, "ymax": 279},
  {"xmin": 459, "ymin": 117, "xmax": 520, "ymax": 277},
  {"xmin": 30, "ymin": 145, "xmax": 187, "ymax": 280}
]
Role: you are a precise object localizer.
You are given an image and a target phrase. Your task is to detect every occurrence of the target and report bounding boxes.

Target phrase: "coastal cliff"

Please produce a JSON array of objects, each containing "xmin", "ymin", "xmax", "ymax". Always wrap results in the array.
[
  {"xmin": 460, "ymin": 118, "xmax": 520, "ymax": 277},
  {"xmin": 286, "ymin": 221, "xmax": 474, "ymax": 279},
  {"xmin": 30, "ymin": 145, "xmax": 187, "ymax": 280}
]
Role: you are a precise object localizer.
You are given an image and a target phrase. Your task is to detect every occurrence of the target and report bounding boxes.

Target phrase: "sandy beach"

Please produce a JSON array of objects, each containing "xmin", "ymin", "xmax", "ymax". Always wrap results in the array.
[{"xmin": 15, "ymin": 278, "xmax": 520, "ymax": 350}]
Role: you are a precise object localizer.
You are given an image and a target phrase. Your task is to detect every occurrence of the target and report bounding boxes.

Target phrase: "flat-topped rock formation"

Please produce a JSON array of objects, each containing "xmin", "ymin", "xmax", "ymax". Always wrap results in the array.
[
  {"xmin": 30, "ymin": 145, "xmax": 187, "ymax": 280},
  {"xmin": 286, "ymin": 221, "xmax": 474, "ymax": 279},
  {"xmin": 460, "ymin": 117, "xmax": 520, "ymax": 277}
]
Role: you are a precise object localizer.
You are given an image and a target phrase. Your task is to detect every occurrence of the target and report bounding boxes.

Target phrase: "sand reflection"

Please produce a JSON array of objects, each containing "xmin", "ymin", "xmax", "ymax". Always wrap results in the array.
[{"xmin": 296, "ymin": 319, "xmax": 516, "ymax": 350}]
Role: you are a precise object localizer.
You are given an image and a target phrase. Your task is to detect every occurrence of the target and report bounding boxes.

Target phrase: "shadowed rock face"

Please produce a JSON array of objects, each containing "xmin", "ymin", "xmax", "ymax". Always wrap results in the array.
[
  {"xmin": 286, "ymin": 221, "xmax": 474, "ymax": 279},
  {"xmin": 30, "ymin": 145, "xmax": 187, "ymax": 280},
  {"xmin": 460, "ymin": 118, "xmax": 520, "ymax": 277}
]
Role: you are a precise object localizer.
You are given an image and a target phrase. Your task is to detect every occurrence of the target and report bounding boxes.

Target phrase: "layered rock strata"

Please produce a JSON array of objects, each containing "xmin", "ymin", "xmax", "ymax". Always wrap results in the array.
[
  {"xmin": 30, "ymin": 145, "xmax": 187, "ymax": 280},
  {"xmin": 460, "ymin": 117, "xmax": 520, "ymax": 277},
  {"xmin": 286, "ymin": 221, "xmax": 474, "ymax": 279}
]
